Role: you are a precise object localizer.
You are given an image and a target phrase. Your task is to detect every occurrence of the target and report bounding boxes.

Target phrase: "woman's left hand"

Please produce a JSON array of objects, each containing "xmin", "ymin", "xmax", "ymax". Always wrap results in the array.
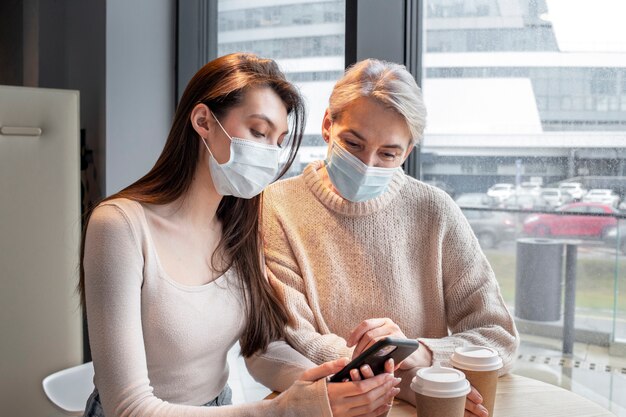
[
  {"xmin": 465, "ymin": 386, "xmax": 489, "ymax": 417},
  {"xmin": 347, "ymin": 318, "xmax": 432, "ymax": 370}
]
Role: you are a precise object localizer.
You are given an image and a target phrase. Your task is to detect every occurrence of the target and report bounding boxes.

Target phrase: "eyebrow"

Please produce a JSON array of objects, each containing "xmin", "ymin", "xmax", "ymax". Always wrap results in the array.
[
  {"xmin": 249, "ymin": 113, "xmax": 289, "ymax": 135},
  {"xmin": 342, "ymin": 129, "xmax": 406, "ymax": 151}
]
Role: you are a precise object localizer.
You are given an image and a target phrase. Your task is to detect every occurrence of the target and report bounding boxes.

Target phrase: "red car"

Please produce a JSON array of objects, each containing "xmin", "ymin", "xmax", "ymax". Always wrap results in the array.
[{"xmin": 523, "ymin": 202, "xmax": 617, "ymax": 238}]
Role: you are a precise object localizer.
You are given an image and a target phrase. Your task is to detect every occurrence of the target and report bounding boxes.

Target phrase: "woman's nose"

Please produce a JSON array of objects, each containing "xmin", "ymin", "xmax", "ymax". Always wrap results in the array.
[{"xmin": 359, "ymin": 152, "xmax": 377, "ymax": 167}]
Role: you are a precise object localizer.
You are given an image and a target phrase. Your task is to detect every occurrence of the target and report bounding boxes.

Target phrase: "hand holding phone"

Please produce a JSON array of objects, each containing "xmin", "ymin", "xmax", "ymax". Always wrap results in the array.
[{"xmin": 329, "ymin": 337, "xmax": 419, "ymax": 383}]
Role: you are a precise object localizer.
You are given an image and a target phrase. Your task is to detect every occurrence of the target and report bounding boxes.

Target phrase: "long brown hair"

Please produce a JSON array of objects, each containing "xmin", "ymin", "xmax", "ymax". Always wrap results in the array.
[{"xmin": 78, "ymin": 53, "xmax": 305, "ymax": 356}]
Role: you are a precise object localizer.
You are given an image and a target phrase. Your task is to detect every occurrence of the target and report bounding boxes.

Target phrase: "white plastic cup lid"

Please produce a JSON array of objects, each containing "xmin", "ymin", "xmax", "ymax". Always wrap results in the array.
[
  {"xmin": 450, "ymin": 346, "xmax": 503, "ymax": 372},
  {"xmin": 410, "ymin": 365, "xmax": 471, "ymax": 399}
]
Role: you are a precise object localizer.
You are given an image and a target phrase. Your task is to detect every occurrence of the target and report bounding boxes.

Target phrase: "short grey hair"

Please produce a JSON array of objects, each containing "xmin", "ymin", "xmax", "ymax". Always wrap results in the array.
[{"xmin": 328, "ymin": 59, "xmax": 427, "ymax": 143}]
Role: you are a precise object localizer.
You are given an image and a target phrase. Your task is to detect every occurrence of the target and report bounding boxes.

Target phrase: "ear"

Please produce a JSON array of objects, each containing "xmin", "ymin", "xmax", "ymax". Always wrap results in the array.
[
  {"xmin": 321, "ymin": 108, "xmax": 333, "ymax": 143},
  {"xmin": 190, "ymin": 103, "xmax": 212, "ymax": 140}
]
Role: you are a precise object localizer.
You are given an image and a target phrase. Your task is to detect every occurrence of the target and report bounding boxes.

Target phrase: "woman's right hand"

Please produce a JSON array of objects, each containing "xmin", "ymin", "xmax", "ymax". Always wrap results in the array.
[{"xmin": 300, "ymin": 358, "xmax": 401, "ymax": 417}]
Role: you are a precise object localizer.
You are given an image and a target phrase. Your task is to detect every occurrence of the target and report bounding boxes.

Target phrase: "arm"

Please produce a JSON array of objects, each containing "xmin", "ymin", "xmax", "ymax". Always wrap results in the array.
[
  {"xmin": 263, "ymin": 203, "xmax": 353, "ymax": 364},
  {"xmin": 346, "ymin": 197, "xmax": 518, "ymax": 413},
  {"xmin": 84, "ymin": 204, "xmax": 332, "ymax": 417},
  {"xmin": 245, "ymin": 340, "xmax": 316, "ymax": 392},
  {"xmin": 246, "ymin": 341, "xmax": 401, "ymax": 417},
  {"xmin": 418, "ymin": 198, "xmax": 519, "ymax": 374},
  {"xmin": 267, "ymin": 264, "xmax": 353, "ymax": 362}
]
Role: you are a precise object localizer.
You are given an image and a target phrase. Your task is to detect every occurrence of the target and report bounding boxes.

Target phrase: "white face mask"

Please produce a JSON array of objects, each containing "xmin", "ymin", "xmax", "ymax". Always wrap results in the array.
[{"xmin": 201, "ymin": 112, "xmax": 281, "ymax": 199}]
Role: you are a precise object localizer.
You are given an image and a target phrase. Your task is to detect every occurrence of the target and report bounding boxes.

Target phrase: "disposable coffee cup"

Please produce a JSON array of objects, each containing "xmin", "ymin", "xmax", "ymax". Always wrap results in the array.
[
  {"xmin": 450, "ymin": 346, "xmax": 503, "ymax": 417},
  {"xmin": 410, "ymin": 364, "xmax": 470, "ymax": 417}
]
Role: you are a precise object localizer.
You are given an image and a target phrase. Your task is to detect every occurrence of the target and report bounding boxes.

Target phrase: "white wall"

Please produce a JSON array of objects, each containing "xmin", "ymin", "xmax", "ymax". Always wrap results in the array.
[{"xmin": 105, "ymin": 0, "xmax": 176, "ymax": 195}]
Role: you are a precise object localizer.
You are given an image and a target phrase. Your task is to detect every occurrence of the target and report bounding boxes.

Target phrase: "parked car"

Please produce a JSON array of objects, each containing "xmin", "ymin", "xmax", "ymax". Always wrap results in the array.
[
  {"xmin": 455, "ymin": 193, "xmax": 497, "ymax": 208},
  {"xmin": 539, "ymin": 188, "xmax": 565, "ymax": 209},
  {"xmin": 462, "ymin": 209, "xmax": 516, "ymax": 249},
  {"xmin": 522, "ymin": 202, "xmax": 618, "ymax": 239},
  {"xmin": 518, "ymin": 182, "xmax": 542, "ymax": 196},
  {"xmin": 502, "ymin": 194, "xmax": 550, "ymax": 211},
  {"xmin": 487, "ymin": 183, "xmax": 515, "ymax": 202},
  {"xmin": 582, "ymin": 189, "xmax": 620, "ymax": 208},
  {"xmin": 603, "ymin": 222, "xmax": 626, "ymax": 254},
  {"xmin": 558, "ymin": 182, "xmax": 587, "ymax": 201}
]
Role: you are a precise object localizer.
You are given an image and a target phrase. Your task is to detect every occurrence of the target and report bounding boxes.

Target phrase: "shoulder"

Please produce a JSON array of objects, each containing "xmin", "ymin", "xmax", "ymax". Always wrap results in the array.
[
  {"xmin": 91, "ymin": 197, "xmax": 143, "ymax": 226},
  {"xmin": 264, "ymin": 174, "xmax": 308, "ymax": 212},
  {"xmin": 261, "ymin": 176, "xmax": 310, "ymax": 241},
  {"xmin": 87, "ymin": 198, "xmax": 145, "ymax": 246},
  {"xmin": 401, "ymin": 176, "xmax": 461, "ymax": 213},
  {"xmin": 396, "ymin": 176, "xmax": 470, "ymax": 239},
  {"xmin": 265, "ymin": 175, "xmax": 306, "ymax": 200}
]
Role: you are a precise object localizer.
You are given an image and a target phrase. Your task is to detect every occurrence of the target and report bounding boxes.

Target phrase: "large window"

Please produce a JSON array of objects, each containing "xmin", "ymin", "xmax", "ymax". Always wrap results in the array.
[
  {"xmin": 422, "ymin": 0, "xmax": 626, "ymax": 413},
  {"xmin": 218, "ymin": 1, "xmax": 344, "ymax": 31},
  {"xmin": 179, "ymin": 0, "xmax": 626, "ymax": 411},
  {"xmin": 217, "ymin": 0, "xmax": 346, "ymax": 176}
]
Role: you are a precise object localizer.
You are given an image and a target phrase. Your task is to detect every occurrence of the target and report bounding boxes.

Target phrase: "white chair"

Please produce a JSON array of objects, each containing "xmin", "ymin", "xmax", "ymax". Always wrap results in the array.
[{"xmin": 42, "ymin": 361, "xmax": 95, "ymax": 415}]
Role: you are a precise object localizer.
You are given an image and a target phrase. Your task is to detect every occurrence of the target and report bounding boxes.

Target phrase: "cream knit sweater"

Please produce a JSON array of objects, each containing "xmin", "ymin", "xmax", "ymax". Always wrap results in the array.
[
  {"xmin": 83, "ymin": 199, "xmax": 332, "ymax": 417},
  {"xmin": 261, "ymin": 161, "xmax": 519, "ymax": 404}
]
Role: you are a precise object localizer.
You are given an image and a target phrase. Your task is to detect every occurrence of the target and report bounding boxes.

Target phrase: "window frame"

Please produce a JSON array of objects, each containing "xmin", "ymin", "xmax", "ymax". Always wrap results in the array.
[{"xmin": 346, "ymin": 0, "xmax": 423, "ymax": 178}]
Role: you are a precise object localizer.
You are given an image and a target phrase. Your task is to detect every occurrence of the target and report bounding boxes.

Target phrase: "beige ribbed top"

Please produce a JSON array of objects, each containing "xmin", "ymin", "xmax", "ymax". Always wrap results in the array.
[
  {"xmin": 262, "ymin": 161, "xmax": 519, "ymax": 403},
  {"xmin": 83, "ymin": 198, "xmax": 332, "ymax": 417}
]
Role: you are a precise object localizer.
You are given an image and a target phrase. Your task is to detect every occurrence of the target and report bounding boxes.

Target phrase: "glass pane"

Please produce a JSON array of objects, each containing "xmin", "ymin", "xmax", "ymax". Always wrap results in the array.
[
  {"xmin": 423, "ymin": 0, "xmax": 626, "ymax": 413},
  {"xmin": 217, "ymin": 0, "xmax": 346, "ymax": 177}
]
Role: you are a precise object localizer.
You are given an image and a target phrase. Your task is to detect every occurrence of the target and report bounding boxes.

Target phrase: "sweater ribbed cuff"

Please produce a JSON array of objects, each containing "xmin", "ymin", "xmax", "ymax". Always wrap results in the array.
[
  {"xmin": 417, "ymin": 337, "xmax": 461, "ymax": 368},
  {"xmin": 271, "ymin": 379, "xmax": 333, "ymax": 417},
  {"xmin": 289, "ymin": 332, "xmax": 353, "ymax": 365}
]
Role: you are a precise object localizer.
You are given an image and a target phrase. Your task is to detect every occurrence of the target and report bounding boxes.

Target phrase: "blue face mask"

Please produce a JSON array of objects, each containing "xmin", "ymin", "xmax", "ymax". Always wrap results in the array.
[{"xmin": 325, "ymin": 141, "xmax": 400, "ymax": 202}]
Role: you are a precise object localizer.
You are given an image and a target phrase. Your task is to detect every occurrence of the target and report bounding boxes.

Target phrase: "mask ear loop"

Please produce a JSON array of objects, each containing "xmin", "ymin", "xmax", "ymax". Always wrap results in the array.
[
  {"xmin": 210, "ymin": 111, "xmax": 234, "ymax": 142},
  {"xmin": 200, "ymin": 136, "xmax": 213, "ymax": 157},
  {"xmin": 201, "ymin": 110, "xmax": 232, "ymax": 161}
]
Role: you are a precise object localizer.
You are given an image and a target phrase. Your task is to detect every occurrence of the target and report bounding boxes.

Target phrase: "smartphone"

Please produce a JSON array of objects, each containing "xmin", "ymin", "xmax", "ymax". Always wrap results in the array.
[{"xmin": 328, "ymin": 337, "xmax": 419, "ymax": 383}]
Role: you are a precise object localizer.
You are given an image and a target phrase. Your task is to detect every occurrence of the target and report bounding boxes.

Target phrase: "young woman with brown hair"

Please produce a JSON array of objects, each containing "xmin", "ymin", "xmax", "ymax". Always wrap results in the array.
[{"xmin": 79, "ymin": 53, "xmax": 400, "ymax": 417}]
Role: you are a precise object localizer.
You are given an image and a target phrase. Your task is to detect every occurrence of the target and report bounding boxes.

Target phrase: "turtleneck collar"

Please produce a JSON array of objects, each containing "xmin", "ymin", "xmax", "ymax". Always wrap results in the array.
[{"xmin": 302, "ymin": 160, "xmax": 407, "ymax": 217}]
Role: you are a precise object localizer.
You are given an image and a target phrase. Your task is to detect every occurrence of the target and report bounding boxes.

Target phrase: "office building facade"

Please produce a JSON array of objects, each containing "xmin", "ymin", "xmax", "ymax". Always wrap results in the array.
[{"xmin": 216, "ymin": 0, "xmax": 626, "ymax": 194}]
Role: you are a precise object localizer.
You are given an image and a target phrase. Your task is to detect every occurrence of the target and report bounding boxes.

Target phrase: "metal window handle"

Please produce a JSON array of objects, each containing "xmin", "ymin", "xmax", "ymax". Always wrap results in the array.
[{"xmin": 0, "ymin": 126, "xmax": 43, "ymax": 136}]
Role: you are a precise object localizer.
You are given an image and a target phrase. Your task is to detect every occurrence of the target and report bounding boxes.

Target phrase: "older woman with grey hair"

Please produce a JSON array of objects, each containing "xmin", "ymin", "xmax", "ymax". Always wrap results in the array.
[{"xmin": 252, "ymin": 59, "xmax": 519, "ymax": 417}]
